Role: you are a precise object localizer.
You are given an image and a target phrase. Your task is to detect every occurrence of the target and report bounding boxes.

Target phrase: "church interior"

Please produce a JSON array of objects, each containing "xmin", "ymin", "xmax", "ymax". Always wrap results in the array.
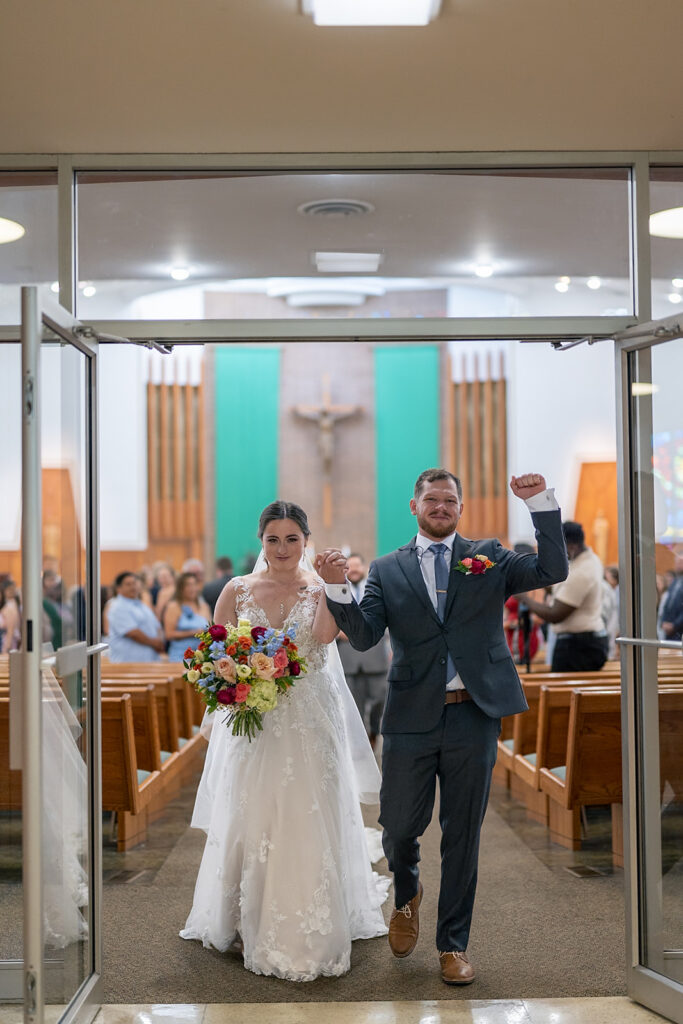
[{"xmin": 2, "ymin": 1, "xmax": 683, "ymax": 1023}]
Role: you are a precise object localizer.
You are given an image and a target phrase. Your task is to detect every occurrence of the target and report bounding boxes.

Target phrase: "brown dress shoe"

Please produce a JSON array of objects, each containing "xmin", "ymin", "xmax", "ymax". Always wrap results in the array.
[
  {"xmin": 439, "ymin": 950, "xmax": 475, "ymax": 985},
  {"xmin": 388, "ymin": 882, "xmax": 423, "ymax": 958}
]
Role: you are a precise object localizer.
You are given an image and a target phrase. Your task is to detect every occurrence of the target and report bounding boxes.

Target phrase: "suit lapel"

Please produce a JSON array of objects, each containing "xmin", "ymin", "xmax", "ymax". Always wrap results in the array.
[
  {"xmin": 395, "ymin": 542, "xmax": 441, "ymax": 622},
  {"xmin": 445, "ymin": 533, "xmax": 474, "ymax": 619}
]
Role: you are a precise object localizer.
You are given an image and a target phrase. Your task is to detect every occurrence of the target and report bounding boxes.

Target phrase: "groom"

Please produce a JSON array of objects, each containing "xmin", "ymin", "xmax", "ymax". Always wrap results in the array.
[{"xmin": 317, "ymin": 468, "xmax": 568, "ymax": 985}]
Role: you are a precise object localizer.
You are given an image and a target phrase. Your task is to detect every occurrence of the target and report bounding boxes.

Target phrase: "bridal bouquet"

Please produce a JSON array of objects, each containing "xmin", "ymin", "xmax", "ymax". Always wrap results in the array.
[{"xmin": 183, "ymin": 618, "xmax": 307, "ymax": 740}]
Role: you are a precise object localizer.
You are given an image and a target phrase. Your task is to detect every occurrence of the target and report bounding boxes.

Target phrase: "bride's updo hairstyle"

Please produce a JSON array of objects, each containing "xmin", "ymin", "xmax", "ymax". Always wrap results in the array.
[{"xmin": 258, "ymin": 501, "xmax": 311, "ymax": 541}]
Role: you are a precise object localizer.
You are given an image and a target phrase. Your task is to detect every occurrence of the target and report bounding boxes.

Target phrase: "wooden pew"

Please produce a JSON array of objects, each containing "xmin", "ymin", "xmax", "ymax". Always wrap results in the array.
[
  {"xmin": 0, "ymin": 696, "xmax": 21, "ymax": 810},
  {"xmin": 539, "ymin": 685, "xmax": 683, "ymax": 865},
  {"xmin": 101, "ymin": 694, "xmax": 163, "ymax": 851},
  {"xmin": 101, "ymin": 676, "xmax": 205, "ymax": 787},
  {"xmin": 509, "ymin": 678, "xmax": 621, "ymax": 823},
  {"xmin": 494, "ymin": 669, "xmax": 620, "ymax": 796}
]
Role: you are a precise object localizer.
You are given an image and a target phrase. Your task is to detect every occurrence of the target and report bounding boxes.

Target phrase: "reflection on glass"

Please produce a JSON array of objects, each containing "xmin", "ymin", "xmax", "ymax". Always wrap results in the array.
[
  {"xmin": 632, "ymin": 337, "xmax": 683, "ymax": 982},
  {"xmin": 40, "ymin": 340, "xmax": 91, "ymax": 1004},
  {"xmin": 76, "ymin": 168, "xmax": 632, "ymax": 320},
  {"xmin": 0, "ymin": 342, "xmax": 22, "ymax": 1007},
  {"xmin": 650, "ymin": 168, "xmax": 683, "ymax": 320},
  {"xmin": 0, "ymin": 173, "xmax": 58, "ymax": 325}
]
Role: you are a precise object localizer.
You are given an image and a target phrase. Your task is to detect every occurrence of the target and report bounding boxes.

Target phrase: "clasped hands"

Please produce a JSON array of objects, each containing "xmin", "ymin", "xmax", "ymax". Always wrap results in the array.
[{"xmin": 315, "ymin": 550, "xmax": 348, "ymax": 585}]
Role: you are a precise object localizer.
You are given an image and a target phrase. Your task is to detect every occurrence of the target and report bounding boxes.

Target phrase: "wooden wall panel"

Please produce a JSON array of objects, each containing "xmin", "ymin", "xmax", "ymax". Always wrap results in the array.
[{"xmin": 450, "ymin": 351, "xmax": 508, "ymax": 542}]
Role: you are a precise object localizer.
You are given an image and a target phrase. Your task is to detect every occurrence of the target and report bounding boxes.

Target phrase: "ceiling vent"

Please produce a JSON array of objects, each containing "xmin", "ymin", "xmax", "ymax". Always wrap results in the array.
[{"xmin": 297, "ymin": 199, "xmax": 375, "ymax": 218}]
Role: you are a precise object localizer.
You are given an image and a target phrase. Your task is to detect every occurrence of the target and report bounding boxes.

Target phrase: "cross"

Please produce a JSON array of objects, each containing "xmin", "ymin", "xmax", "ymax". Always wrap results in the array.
[{"xmin": 293, "ymin": 373, "xmax": 360, "ymax": 527}]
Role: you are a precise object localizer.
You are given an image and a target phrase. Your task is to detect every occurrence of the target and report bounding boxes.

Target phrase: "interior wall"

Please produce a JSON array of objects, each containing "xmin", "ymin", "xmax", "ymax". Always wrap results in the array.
[{"xmin": 2, "ymin": 0, "xmax": 683, "ymax": 154}]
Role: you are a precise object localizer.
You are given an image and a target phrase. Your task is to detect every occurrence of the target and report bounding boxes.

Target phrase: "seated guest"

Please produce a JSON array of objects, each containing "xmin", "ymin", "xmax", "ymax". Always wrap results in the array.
[
  {"xmin": 107, "ymin": 571, "xmax": 165, "ymax": 663},
  {"xmin": 163, "ymin": 572, "xmax": 210, "ymax": 662},
  {"xmin": 202, "ymin": 556, "xmax": 234, "ymax": 617},
  {"xmin": 0, "ymin": 577, "xmax": 21, "ymax": 653},
  {"xmin": 659, "ymin": 549, "xmax": 683, "ymax": 642},
  {"xmin": 520, "ymin": 520, "xmax": 608, "ymax": 672}
]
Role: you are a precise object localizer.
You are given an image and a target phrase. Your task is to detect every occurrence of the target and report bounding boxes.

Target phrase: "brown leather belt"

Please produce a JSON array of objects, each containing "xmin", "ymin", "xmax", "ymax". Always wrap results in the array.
[{"xmin": 445, "ymin": 689, "xmax": 472, "ymax": 705}]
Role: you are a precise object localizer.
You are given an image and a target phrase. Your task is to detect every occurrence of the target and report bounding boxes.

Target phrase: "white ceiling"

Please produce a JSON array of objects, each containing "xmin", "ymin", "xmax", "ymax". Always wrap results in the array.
[{"xmin": 2, "ymin": 0, "xmax": 683, "ymax": 154}]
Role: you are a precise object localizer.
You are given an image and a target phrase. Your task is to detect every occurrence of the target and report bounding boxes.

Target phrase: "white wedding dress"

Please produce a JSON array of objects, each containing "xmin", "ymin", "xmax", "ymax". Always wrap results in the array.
[{"xmin": 180, "ymin": 577, "xmax": 390, "ymax": 981}]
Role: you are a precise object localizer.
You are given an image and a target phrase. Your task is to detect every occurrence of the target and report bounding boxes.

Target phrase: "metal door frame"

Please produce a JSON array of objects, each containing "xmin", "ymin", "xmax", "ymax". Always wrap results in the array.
[
  {"xmin": 18, "ymin": 287, "xmax": 103, "ymax": 1024},
  {"xmin": 614, "ymin": 314, "xmax": 683, "ymax": 1023}
]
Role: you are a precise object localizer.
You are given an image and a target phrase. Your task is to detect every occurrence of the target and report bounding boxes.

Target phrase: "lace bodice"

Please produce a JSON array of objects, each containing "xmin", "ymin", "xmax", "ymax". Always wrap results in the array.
[{"xmin": 233, "ymin": 577, "xmax": 329, "ymax": 672}]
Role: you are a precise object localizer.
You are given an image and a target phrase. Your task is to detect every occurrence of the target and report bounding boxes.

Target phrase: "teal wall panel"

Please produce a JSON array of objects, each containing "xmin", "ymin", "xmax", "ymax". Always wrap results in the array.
[
  {"xmin": 374, "ymin": 345, "xmax": 440, "ymax": 555},
  {"xmin": 214, "ymin": 346, "xmax": 280, "ymax": 567}
]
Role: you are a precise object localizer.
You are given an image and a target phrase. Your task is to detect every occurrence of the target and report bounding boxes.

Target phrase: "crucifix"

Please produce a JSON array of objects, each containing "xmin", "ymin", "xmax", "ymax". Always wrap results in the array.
[{"xmin": 293, "ymin": 373, "xmax": 360, "ymax": 527}]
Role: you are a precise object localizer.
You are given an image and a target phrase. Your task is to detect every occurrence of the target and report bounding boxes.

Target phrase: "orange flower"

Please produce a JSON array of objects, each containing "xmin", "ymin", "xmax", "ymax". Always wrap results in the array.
[
  {"xmin": 238, "ymin": 636, "xmax": 252, "ymax": 649},
  {"xmin": 226, "ymin": 643, "xmax": 238, "ymax": 656}
]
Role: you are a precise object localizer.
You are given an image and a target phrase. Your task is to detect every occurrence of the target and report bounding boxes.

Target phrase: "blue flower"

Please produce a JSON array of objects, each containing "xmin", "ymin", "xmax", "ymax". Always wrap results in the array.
[{"xmin": 209, "ymin": 641, "xmax": 225, "ymax": 659}]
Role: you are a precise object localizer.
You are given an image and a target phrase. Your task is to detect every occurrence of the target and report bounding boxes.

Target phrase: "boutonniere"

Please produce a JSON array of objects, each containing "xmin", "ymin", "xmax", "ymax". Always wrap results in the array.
[{"xmin": 455, "ymin": 554, "xmax": 496, "ymax": 576}]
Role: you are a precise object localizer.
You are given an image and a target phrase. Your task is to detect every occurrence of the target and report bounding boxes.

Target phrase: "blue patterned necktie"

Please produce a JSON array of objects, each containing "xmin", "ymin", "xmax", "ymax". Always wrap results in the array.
[{"xmin": 429, "ymin": 543, "xmax": 456, "ymax": 680}]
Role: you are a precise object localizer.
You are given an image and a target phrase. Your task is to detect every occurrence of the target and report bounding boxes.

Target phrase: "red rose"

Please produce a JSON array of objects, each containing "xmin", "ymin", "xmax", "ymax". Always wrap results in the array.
[
  {"xmin": 208, "ymin": 624, "xmax": 228, "ymax": 641},
  {"xmin": 288, "ymin": 661, "xmax": 301, "ymax": 676},
  {"xmin": 251, "ymin": 626, "xmax": 267, "ymax": 641},
  {"xmin": 470, "ymin": 558, "xmax": 485, "ymax": 574},
  {"xmin": 216, "ymin": 687, "xmax": 236, "ymax": 704},
  {"xmin": 183, "ymin": 647, "xmax": 195, "ymax": 661}
]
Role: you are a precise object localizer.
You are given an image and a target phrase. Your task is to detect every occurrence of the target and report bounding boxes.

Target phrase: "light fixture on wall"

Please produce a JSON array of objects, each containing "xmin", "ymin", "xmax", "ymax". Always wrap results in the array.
[
  {"xmin": 473, "ymin": 263, "xmax": 494, "ymax": 278},
  {"xmin": 554, "ymin": 276, "xmax": 570, "ymax": 293},
  {"xmin": 0, "ymin": 216, "xmax": 25, "ymax": 244},
  {"xmin": 586, "ymin": 276, "xmax": 601, "ymax": 290},
  {"xmin": 302, "ymin": 0, "xmax": 441, "ymax": 26},
  {"xmin": 650, "ymin": 207, "xmax": 683, "ymax": 238}
]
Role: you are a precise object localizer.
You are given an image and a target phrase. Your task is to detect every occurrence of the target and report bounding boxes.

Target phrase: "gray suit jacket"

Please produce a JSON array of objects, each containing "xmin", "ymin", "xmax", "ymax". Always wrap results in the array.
[
  {"xmin": 327, "ymin": 510, "xmax": 568, "ymax": 733},
  {"xmin": 337, "ymin": 578, "xmax": 390, "ymax": 675}
]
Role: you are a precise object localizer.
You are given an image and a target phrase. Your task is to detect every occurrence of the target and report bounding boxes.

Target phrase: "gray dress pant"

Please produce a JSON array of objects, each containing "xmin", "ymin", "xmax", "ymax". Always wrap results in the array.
[{"xmin": 379, "ymin": 699, "xmax": 500, "ymax": 953}]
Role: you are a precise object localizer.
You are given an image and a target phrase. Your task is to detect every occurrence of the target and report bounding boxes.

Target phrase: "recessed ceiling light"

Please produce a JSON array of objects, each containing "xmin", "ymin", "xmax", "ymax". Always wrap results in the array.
[
  {"xmin": 314, "ymin": 251, "xmax": 382, "ymax": 273},
  {"xmin": 554, "ymin": 280, "xmax": 569, "ymax": 293},
  {"xmin": 586, "ymin": 276, "xmax": 601, "ymax": 290},
  {"xmin": 0, "ymin": 217, "xmax": 25, "ymax": 245},
  {"xmin": 474, "ymin": 264, "xmax": 494, "ymax": 278},
  {"xmin": 650, "ymin": 207, "xmax": 683, "ymax": 238},
  {"xmin": 672, "ymin": 278, "xmax": 683, "ymax": 288},
  {"xmin": 668, "ymin": 292, "xmax": 682, "ymax": 304},
  {"xmin": 170, "ymin": 267, "xmax": 191, "ymax": 281},
  {"xmin": 558, "ymin": 276, "xmax": 571, "ymax": 285},
  {"xmin": 50, "ymin": 281, "xmax": 59, "ymax": 294},
  {"xmin": 303, "ymin": 0, "xmax": 441, "ymax": 26},
  {"xmin": 287, "ymin": 291, "xmax": 366, "ymax": 307},
  {"xmin": 82, "ymin": 285, "xmax": 96, "ymax": 298}
]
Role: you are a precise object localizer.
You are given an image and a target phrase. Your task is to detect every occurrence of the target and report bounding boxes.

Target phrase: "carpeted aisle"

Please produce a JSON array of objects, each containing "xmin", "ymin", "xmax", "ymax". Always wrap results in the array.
[{"xmin": 103, "ymin": 794, "xmax": 626, "ymax": 1003}]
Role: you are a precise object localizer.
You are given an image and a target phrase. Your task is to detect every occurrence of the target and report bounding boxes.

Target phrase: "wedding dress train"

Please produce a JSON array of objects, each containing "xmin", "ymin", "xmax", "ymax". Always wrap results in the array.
[{"xmin": 180, "ymin": 578, "xmax": 390, "ymax": 981}]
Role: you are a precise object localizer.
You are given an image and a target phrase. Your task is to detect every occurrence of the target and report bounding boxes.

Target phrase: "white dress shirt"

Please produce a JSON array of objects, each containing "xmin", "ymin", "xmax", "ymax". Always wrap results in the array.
[{"xmin": 325, "ymin": 488, "xmax": 559, "ymax": 691}]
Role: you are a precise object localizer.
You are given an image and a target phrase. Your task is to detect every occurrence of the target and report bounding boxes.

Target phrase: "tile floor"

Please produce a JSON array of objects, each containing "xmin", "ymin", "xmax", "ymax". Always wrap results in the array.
[{"xmin": 2, "ymin": 997, "xmax": 661, "ymax": 1024}]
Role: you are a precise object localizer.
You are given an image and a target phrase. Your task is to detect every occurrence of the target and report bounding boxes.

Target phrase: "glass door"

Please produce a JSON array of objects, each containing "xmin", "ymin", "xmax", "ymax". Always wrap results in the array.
[
  {"xmin": 15, "ymin": 287, "xmax": 102, "ymax": 1024},
  {"xmin": 616, "ymin": 325, "xmax": 683, "ymax": 1022}
]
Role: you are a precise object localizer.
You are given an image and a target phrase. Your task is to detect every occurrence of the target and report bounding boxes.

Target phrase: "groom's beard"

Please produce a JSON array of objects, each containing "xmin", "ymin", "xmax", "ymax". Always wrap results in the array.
[{"xmin": 415, "ymin": 511, "xmax": 460, "ymax": 538}]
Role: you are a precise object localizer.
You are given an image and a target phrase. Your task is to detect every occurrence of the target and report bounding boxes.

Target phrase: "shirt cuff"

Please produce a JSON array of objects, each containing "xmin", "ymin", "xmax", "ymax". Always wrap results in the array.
[
  {"xmin": 525, "ymin": 487, "xmax": 559, "ymax": 512},
  {"xmin": 325, "ymin": 582, "xmax": 353, "ymax": 604}
]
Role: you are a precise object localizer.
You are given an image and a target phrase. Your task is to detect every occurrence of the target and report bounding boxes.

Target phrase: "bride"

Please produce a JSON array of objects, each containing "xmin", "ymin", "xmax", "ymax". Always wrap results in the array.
[{"xmin": 180, "ymin": 500, "xmax": 389, "ymax": 981}]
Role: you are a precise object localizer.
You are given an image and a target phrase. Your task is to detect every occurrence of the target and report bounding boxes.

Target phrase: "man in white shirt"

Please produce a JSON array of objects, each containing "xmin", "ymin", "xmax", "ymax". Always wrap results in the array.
[
  {"xmin": 522, "ymin": 520, "xmax": 609, "ymax": 671},
  {"xmin": 317, "ymin": 468, "xmax": 567, "ymax": 986}
]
